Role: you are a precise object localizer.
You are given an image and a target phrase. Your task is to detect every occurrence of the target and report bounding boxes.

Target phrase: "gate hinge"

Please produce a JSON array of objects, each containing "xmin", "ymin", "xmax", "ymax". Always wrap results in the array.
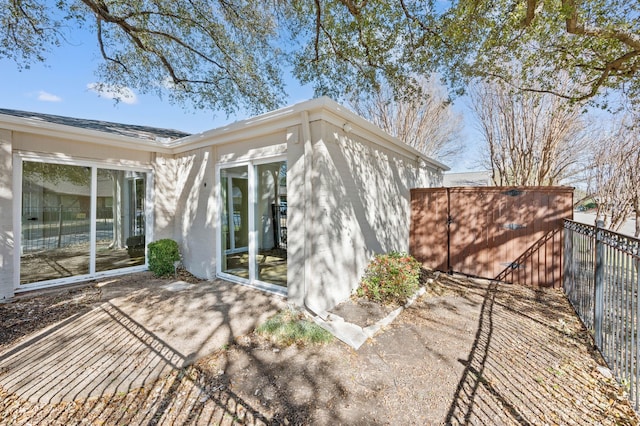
[
  {"xmin": 503, "ymin": 189, "xmax": 524, "ymax": 197},
  {"xmin": 503, "ymin": 223, "xmax": 525, "ymax": 230}
]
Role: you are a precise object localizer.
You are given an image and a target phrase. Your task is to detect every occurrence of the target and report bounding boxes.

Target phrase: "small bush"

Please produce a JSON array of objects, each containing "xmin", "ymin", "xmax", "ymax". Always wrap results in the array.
[
  {"xmin": 256, "ymin": 309, "xmax": 333, "ymax": 347},
  {"xmin": 148, "ymin": 239, "xmax": 181, "ymax": 277},
  {"xmin": 358, "ymin": 251, "xmax": 422, "ymax": 305}
]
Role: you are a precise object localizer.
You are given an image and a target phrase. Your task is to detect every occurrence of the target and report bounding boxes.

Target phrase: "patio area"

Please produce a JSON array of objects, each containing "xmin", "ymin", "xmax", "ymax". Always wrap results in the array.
[{"xmin": 0, "ymin": 271, "xmax": 637, "ymax": 424}]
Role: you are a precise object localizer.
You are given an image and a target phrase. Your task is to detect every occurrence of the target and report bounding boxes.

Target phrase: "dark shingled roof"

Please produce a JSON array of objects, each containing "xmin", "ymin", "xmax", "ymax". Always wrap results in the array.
[{"xmin": 0, "ymin": 108, "xmax": 191, "ymax": 142}]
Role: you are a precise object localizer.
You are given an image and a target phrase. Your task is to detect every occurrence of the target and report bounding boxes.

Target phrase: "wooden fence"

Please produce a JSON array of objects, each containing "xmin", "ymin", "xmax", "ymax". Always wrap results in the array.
[{"xmin": 410, "ymin": 187, "xmax": 574, "ymax": 288}]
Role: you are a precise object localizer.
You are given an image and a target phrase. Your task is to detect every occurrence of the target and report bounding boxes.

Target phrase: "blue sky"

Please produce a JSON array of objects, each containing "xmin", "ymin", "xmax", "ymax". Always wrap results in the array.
[{"xmin": 1, "ymin": 25, "xmax": 480, "ymax": 171}]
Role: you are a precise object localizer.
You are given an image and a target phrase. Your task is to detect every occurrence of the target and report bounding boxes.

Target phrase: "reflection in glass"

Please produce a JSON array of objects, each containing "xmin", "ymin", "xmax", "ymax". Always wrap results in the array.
[
  {"xmin": 254, "ymin": 162, "xmax": 287, "ymax": 287},
  {"xmin": 221, "ymin": 166, "xmax": 249, "ymax": 279},
  {"xmin": 21, "ymin": 162, "xmax": 91, "ymax": 284},
  {"xmin": 95, "ymin": 169, "xmax": 146, "ymax": 272}
]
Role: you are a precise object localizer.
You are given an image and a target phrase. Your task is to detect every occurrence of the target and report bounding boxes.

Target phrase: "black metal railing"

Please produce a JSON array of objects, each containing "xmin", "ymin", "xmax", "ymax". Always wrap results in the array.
[
  {"xmin": 271, "ymin": 203, "xmax": 287, "ymax": 250},
  {"xmin": 564, "ymin": 219, "xmax": 640, "ymax": 409},
  {"xmin": 21, "ymin": 206, "xmax": 114, "ymax": 252}
]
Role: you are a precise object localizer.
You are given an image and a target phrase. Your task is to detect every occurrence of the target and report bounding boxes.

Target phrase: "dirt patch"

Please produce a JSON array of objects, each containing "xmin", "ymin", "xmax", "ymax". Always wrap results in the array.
[
  {"xmin": 1, "ymin": 271, "xmax": 638, "ymax": 425},
  {"xmin": 327, "ymin": 269, "xmax": 457, "ymax": 329},
  {"xmin": 0, "ymin": 269, "xmax": 201, "ymax": 351},
  {"xmin": 329, "ymin": 297, "xmax": 397, "ymax": 328}
]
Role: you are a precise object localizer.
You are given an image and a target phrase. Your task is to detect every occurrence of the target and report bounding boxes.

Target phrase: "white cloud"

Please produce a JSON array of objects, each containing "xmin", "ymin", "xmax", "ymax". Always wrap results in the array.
[
  {"xmin": 87, "ymin": 82, "xmax": 138, "ymax": 105},
  {"xmin": 37, "ymin": 91, "xmax": 62, "ymax": 102}
]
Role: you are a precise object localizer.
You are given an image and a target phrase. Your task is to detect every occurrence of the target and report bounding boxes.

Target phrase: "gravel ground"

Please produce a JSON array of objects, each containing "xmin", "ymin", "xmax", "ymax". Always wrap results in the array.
[{"xmin": 1, "ymin": 271, "xmax": 638, "ymax": 425}]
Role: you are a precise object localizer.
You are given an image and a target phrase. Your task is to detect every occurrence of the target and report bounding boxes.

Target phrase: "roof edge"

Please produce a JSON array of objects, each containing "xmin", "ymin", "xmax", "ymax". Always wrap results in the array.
[
  {"xmin": 0, "ymin": 111, "xmax": 174, "ymax": 154},
  {"xmin": 171, "ymin": 96, "xmax": 450, "ymax": 171}
]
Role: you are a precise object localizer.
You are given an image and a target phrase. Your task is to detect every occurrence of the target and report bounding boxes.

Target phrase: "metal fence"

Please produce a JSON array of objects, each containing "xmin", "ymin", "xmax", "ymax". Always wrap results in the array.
[
  {"xmin": 564, "ymin": 219, "xmax": 640, "ymax": 409},
  {"xmin": 22, "ymin": 206, "xmax": 114, "ymax": 252},
  {"xmin": 272, "ymin": 203, "xmax": 287, "ymax": 250}
]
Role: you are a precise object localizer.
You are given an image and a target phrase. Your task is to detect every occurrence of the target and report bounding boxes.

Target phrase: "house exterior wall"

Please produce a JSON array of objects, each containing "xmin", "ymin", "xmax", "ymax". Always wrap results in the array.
[
  {"xmin": 152, "ymin": 153, "xmax": 178, "ymax": 241},
  {"xmin": 215, "ymin": 132, "xmax": 287, "ymax": 163},
  {"xmin": 0, "ymin": 99, "xmax": 446, "ymax": 306},
  {"xmin": 3, "ymin": 129, "xmax": 154, "ymax": 298},
  {"xmin": 172, "ymin": 147, "xmax": 217, "ymax": 279},
  {"xmin": 300, "ymin": 119, "xmax": 442, "ymax": 312},
  {"xmin": 12, "ymin": 132, "xmax": 151, "ymax": 165},
  {"xmin": 285, "ymin": 122, "xmax": 306, "ymax": 307},
  {"xmin": 173, "ymin": 130, "xmax": 289, "ymax": 280},
  {"xmin": 0, "ymin": 129, "xmax": 13, "ymax": 300}
]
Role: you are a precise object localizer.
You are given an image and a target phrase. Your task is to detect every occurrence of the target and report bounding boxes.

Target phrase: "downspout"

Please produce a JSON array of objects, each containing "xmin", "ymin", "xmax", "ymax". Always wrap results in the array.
[{"xmin": 300, "ymin": 110, "xmax": 320, "ymax": 315}]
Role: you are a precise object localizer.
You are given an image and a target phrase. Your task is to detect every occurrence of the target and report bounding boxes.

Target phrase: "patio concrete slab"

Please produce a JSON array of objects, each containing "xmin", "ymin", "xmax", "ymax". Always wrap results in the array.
[{"xmin": 0, "ymin": 279, "xmax": 286, "ymax": 404}]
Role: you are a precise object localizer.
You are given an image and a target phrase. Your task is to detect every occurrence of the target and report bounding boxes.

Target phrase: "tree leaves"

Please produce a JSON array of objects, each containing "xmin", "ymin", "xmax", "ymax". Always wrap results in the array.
[{"xmin": 2, "ymin": 0, "xmax": 638, "ymax": 112}]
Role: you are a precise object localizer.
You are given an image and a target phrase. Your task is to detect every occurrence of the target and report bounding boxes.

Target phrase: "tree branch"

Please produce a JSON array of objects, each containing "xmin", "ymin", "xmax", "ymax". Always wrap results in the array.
[
  {"xmin": 314, "ymin": 0, "xmax": 321, "ymax": 62},
  {"xmin": 520, "ymin": 0, "xmax": 537, "ymax": 27},
  {"xmin": 562, "ymin": 0, "xmax": 640, "ymax": 51}
]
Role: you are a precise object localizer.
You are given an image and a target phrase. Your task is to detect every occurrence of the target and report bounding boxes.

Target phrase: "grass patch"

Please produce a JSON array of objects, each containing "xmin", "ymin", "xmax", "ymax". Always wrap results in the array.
[{"xmin": 256, "ymin": 309, "xmax": 333, "ymax": 347}]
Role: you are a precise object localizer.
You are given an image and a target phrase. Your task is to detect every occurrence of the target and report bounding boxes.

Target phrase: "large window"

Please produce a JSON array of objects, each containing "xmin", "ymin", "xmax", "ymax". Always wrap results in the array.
[
  {"xmin": 220, "ymin": 165, "xmax": 249, "ymax": 279},
  {"xmin": 19, "ymin": 160, "xmax": 149, "ymax": 286},
  {"xmin": 218, "ymin": 160, "xmax": 287, "ymax": 291}
]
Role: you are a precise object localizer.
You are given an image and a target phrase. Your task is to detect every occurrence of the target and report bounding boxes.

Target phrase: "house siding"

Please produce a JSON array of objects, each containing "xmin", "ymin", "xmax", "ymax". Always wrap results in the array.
[
  {"xmin": 13, "ymin": 132, "xmax": 151, "ymax": 165},
  {"xmin": 152, "ymin": 153, "xmax": 178, "ymax": 241},
  {"xmin": 301, "ymin": 120, "xmax": 440, "ymax": 312},
  {"xmin": 285, "ymin": 124, "xmax": 305, "ymax": 307},
  {"xmin": 215, "ymin": 132, "xmax": 287, "ymax": 164},
  {"xmin": 0, "ymin": 130, "xmax": 13, "ymax": 300},
  {"xmin": 173, "ymin": 130, "xmax": 289, "ymax": 281},
  {"xmin": 173, "ymin": 147, "xmax": 216, "ymax": 279},
  {"xmin": 0, "ymin": 98, "xmax": 445, "ymax": 306}
]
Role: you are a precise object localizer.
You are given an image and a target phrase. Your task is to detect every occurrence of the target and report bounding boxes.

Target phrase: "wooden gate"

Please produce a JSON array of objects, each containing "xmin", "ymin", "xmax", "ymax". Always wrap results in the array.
[{"xmin": 410, "ymin": 187, "xmax": 573, "ymax": 288}]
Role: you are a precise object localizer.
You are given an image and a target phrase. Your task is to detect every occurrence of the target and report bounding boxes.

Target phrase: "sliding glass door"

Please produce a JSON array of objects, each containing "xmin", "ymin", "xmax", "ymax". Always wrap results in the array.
[
  {"xmin": 95, "ymin": 169, "xmax": 147, "ymax": 273},
  {"xmin": 254, "ymin": 162, "xmax": 287, "ymax": 286},
  {"xmin": 21, "ymin": 162, "xmax": 91, "ymax": 283},
  {"xmin": 219, "ymin": 160, "xmax": 286, "ymax": 290},
  {"xmin": 20, "ymin": 159, "xmax": 148, "ymax": 286},
  {"xmin": 220, "ymin": 166, "xmax": 249, "ymax": 279}
]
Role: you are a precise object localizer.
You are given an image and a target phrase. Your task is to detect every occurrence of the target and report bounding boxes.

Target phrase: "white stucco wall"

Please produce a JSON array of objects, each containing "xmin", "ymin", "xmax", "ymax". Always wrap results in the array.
[
  {"xmin": 3, "ymin": 127, "xmax": 155, "ymax": 298},
  {"xmin": 285, "ymin": 123, "xmax": 306, "ymax": 308},
  {"xmin": 300, "ymin": 119, "xmax": 442, "ymax": 312},
  {"xmin": 0, "ymin": 129, "xmax": 13, "ymax": 300},
  {"xmin": 172, "ymin": 147, "xmax": 217, "ymax": 279},
  {"xmin": 152, "ymin": 153, "xmax": 178, "ymax": 241},
  {"xmin": 0, "ymin": 98, "xmax": 445, "ymax": 306},
  {"xmin": 172, "ymin": 131, "xmax": 289, "ymax": 280},
  {"xmin": 12, "ymin": 132, "xmax": 151, "ymax": 165}
]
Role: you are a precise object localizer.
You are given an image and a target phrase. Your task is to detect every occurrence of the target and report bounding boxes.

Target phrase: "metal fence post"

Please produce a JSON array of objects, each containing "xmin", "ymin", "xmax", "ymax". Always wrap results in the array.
[
  {"xmin": 594, "ymin": 220, "xmax": 605, "ymax": 348},
  {"xmin": 57, "ymin": 204, "xmax": 64, "ymax": 248},
  {"xmin": 563, "ymin": 224, "xmax": 573, "ymax": 294}
]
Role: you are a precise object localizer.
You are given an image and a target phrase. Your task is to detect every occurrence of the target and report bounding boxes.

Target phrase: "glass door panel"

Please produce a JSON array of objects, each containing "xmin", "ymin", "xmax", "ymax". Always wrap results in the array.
[
  {"xmin": 221, "ymin": 166, "xmax": 249, "ymax": 279},
  {"xmin": 20, "ymin": 162, "xmax": 91, "ymax": 284},
  {"xmin": 254, "ymin": 161, "xmax": 287, "ymax": 287},
  {"xmin": 95, "ymin": 169, "xmax": 146, "ymax": 272}
]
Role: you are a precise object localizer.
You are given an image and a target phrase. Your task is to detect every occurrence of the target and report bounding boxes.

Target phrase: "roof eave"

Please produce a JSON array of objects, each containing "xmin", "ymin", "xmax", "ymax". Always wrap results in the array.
[
  {"xmin": 0, "ymin": 112, "xmax": 174, "ymax": 154},
  {"xmin": 170, "ymin": 97, "xmax": 450, "ymax": 171}
]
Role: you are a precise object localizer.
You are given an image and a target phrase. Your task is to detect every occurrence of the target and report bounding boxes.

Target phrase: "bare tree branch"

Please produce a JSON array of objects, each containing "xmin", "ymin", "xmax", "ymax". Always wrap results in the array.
[
  {"xmin": 471, "ymin": 75, "xmax": 593, "ymax": 186},
  {"xmin": 350, "ymin": 76, "xmax": 463, "ymax": 162}
]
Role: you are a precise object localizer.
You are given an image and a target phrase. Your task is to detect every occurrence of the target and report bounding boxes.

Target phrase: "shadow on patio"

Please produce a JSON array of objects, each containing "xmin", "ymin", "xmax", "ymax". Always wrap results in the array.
[
  {"xmin": 440, "ymin": 274, "xmax": 635, "ymax": 425},
  {"xmin": 0, "ymin": 271, "xmax": 637, "ymax": 424},
  {"xmin": 0, "ymin": 275, "xmax": 286, "ymax": 424}
]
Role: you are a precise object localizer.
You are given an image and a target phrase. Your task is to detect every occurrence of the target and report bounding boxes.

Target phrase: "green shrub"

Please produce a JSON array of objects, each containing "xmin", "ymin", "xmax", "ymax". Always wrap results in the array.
[
  {"xmin": 358, "ymin": 251, "xmax": 422, "ymax": 305},
  {"xmin": 148, "ymin": 239, "xmax": 181, "ymax": 277},
  {"xmin": 256, "ymin": 309, "xmax": 333, "ymax": 347}
]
